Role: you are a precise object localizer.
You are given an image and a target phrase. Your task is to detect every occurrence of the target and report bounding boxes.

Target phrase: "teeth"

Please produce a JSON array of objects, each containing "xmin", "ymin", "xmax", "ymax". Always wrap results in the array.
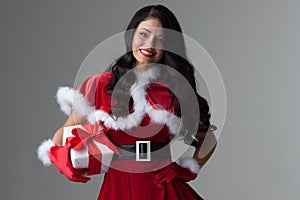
[{"xmin": 140, "ymin": 49, "xmax": 154, "ymax": 56}]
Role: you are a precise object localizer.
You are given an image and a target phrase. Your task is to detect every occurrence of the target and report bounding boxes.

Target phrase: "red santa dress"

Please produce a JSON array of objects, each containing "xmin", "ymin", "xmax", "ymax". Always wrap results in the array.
[{"xmin": 56, "ymin": 66, "xmax": 204, "ymax": 200}]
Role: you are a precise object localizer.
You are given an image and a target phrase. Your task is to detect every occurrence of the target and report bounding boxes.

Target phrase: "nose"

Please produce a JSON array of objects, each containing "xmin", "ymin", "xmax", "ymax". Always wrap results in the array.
[{"xmin": 144, "ymin": 36, "xmax": 156, "ymax": 48}]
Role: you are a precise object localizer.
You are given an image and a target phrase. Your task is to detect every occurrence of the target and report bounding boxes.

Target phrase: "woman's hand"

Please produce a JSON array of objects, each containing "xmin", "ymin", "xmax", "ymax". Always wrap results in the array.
[
  {"xmin": 154, "ymin": 158, "xmax": 200, "ymax": 184},
  {"xmin": 37, "ymin": 138, "xmax": 90, "ymax": 183},
  {"xmin": 193, "ymin": 130, "xmax": 217, "ymax": 167},
  {"xmin": 37, "ymin": 111, "xmax": 90, "ymax": 183},
  {"xmin": 49, "ymin": 141, "xmax": 91, "ymax": 183}
]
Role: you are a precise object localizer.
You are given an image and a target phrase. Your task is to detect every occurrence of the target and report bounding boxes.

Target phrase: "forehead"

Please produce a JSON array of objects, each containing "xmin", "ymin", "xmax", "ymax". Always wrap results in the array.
[{"xmin": 137, "ymin": 18, "xmax": 163, "ymax": 35}]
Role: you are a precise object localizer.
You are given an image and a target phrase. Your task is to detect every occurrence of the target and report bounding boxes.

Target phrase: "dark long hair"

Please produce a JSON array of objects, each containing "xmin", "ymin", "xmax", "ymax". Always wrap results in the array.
[{"xmin": 106, "ymin": 5, "xmax": 211, "ymax": 145}]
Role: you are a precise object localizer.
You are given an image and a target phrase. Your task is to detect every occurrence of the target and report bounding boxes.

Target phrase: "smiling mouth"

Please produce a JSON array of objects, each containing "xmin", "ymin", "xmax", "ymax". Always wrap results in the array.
[{"xmin": 139, "ymin": 49, "xmax": 155, "ymax": 57}]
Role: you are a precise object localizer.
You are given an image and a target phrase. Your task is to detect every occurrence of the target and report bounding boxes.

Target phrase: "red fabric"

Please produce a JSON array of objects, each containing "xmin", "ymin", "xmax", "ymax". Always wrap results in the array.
[
  {"xmin": 98, "ymin": 167, "xmax": 203, "ymax": 200},
  {"xmin": 49, "ymin": 141, "xmax": 90, "ymax": 183},
  {"xmin": 76, "ymin": 72, "xmax": 113, "ymax": 108},
  {"xmin": 146, "ymin": 82, "xmax": 174, "ymax": 111},
  {"xmin": 75, "ymin": 72, "xmax": 204, "ymax": 199},
  {"xmin": 154, "ymin": 162, "xmax": 197, "ymax": 183},
  {"xmin": 97, "ymin": 130, "xmax": 203, "ymax": 199}
]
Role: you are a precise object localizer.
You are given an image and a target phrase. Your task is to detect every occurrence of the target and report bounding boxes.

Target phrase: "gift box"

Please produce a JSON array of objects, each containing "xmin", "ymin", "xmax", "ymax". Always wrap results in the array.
[{"xmin": 62, "ymin": 123, "xmax": 119, "ymax": 175}]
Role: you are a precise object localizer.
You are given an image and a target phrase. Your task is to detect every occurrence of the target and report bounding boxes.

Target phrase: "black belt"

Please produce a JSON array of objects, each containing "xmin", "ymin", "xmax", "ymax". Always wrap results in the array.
[{"xmin": 113, "ymin": 141, "xmax": 171, "ymax": 161}]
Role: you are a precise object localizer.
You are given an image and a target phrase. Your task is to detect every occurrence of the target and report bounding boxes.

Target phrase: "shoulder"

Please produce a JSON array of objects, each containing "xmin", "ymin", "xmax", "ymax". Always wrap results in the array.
[
  {"xmin": 79, "ymin": 71, "xmax": 113, "ymax": 88},
  {"xmin": 146, "ymin": 82, "xmax": 175, "ymax": 109},
  {"xmin": 56, "ymin": 71, "xmax": 114, "ymax": 116}
]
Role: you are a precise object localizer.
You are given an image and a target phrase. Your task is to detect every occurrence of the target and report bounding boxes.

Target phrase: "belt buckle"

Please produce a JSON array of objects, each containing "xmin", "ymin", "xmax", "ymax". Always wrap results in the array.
[{"xmin": 136, "ymin": 141, "xmax": 151, "ymax": 162}]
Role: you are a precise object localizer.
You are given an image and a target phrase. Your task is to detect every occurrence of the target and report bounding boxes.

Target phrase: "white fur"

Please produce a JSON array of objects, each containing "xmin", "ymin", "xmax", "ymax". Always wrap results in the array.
[
  {"xmin": 55, "ymin": 66, "xmax": 182, "ymax": 134},
  {"xmin": 56, "ymin": 86, "xmax": 94, "ymax": 116},
  {"xmin": 147, "ymin": 105, "xmax": 169, "ymax": 124},
  {"xmin": 87, "ymin": 112, "xmax": 96, "ymax": 124},
  {"xmin": 56, "ymin": 87, "xmax": 73, "ymax": 115},
  {"xmin": 87, "ymin": 109, "xmax": 110, "ymax": 124},
  {"xmin": 178, "ymin": 157, "xmax": 201, "ymax": 174},
  {"xmin": 165, "ymin": 113, "xmax": 182, "ymax": 135},
  {"xmin": 133, "ymin": 66, "xmax": 161, "ymax": 85},
  {"xmin": 37, "ymin": 139, "xmax": 55, "ymax": 166}
]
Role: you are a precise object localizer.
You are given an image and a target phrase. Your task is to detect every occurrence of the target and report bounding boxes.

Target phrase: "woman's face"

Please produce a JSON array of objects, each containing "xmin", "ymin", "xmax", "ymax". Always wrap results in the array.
[{"xmin": 132, "ymin": 17, "xmax": 164, "ymax": 67}]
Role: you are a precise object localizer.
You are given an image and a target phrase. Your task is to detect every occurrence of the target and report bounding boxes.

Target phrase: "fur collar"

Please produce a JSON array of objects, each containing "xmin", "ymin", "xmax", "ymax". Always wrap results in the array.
[{"xmin": 56, "ymin": 65, "xmax": 182, "ymax": 135}]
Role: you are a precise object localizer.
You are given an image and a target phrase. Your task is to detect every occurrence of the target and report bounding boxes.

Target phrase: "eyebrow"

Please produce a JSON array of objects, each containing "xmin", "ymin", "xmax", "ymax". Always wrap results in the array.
[{"xmin": 140, "ymin": 28, "xmax": 163, "ymax": 37}]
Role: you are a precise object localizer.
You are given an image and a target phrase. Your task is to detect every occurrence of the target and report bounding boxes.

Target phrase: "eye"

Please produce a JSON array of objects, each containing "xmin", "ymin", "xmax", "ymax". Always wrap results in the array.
[
  {"xmin": 139, "ymin": 32, "xmax": 148, "ymax": 38},
  {"xmin": 155, "ymin": 37, "xmax": 163, "ymax": 43}
]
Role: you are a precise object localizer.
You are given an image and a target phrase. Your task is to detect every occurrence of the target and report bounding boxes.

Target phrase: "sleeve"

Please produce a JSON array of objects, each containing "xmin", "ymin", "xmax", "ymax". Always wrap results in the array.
[
  {"xmin": 165, "ymin": 97, "xmax": 183, "ymax": 135},
  {"xmin": 146, "ymin": 83, "xmax": 183, "ymax": 135},
  {"xmin": 55, "ymin": 72, "xmax": 113, "ymax": 117},
  {"xmin": 76, "ymin": 75, "xmax": 99, "ymax": 103}
]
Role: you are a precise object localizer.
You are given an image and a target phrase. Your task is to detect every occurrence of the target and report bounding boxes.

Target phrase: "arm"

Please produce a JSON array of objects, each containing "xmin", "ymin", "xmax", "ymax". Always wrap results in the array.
[
  {"xmin": 37, "ymin": 111, "xmax": 91, "ymax": 183},
  {"xmin": 155, "ymin": 130, "xmax": 213, "ymax": 183},
  {"xmin": 193, "ymin": 129, "xmax": 217, "ymax": 167},
  {"xmin": 37, "ymin": 110, "xmax": 87, "ymax": 164},
  {"xmin": 52, "ymin": 111, "xmax": 87, "ymax": 146},
  {"xmin": 155, "ymin": 129, "xmax": 217, "ymax": 183},
  {"xmin": 37, "ymin": 74, "xmax": 105, "ymax": 182},
  {"xmin": 52, "ymin": 73, "xmax": 108, "ymax": 145}
]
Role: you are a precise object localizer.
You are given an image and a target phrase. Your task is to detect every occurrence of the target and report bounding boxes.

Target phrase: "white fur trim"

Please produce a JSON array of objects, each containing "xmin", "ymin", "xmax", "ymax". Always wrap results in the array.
[
  {"xmin": 87, "ymin": 109, "xmax": 110, "ymax": 125},
  {"xmin": 56, "ymin": 87, "xmax": 94, "ymax": 116},
  {"xmin": 37, "ymin": 139, "xmax": 55, "ymax": 166},
  {"xmin": 86, "ymin": 66, "xmax": 182, "ymax": 134},
  {"xmin": 147, "ymin": 105, "xmax": 169, "ymax": 124},
  {"xmin": 133, "ymin": 66, "xmax": 161, "ymax": 84},
  {"xmin": 166, "ymin": 113, "xmax": 182, "ymax": 135},
  {"xmin": 56, "ymin": 66, "xmax": 182, "ymax": 134},
  {"xmin": 178, "ymin": 157, "xmax": 201, "ymax": 174}
]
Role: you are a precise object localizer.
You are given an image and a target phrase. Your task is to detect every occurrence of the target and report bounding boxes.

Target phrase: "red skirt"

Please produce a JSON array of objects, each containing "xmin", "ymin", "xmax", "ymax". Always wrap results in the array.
[{"xmin": 97, "ymin": 159, "xmax": 204, "ymax": 200}]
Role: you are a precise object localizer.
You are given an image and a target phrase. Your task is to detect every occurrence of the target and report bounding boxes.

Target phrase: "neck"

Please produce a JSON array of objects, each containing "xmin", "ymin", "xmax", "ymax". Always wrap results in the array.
[
  {"xmin": 134, "ymin": 61, "xmax": 157, "ymax": 70},
  {"xmin": 133, "ymin": 64, "xmax": 160, "ymax": 83}
]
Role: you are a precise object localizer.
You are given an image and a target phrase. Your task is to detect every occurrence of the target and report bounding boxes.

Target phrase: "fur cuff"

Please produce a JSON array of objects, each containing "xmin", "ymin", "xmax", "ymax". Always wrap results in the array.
[
  {"xmin": 37, "ymin": 139, "xmax": 55, "ymax": 166},
  {"xmin": 56, "ymin": 87, "xmax": 94, "ymax": 116},
  {"xmin": 178, "ymin": 157, "xmax": 201, "ymax": 174}
]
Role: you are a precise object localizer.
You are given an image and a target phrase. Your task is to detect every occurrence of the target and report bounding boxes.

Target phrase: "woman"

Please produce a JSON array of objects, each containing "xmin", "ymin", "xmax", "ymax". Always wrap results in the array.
[{"xmin": 37, "ymin": 4, "xmax": 217, "ymax": 200}]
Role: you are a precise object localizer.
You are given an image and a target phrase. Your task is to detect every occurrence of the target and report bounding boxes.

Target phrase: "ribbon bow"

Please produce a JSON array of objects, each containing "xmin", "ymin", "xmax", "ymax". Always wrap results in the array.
[
  {"xmin": 67, "ymin": 123, "xmax": 119, "ymax": 175},
  {"xmin": 68, "ymin": 123, "xmax": 120, "ymax": 155}
]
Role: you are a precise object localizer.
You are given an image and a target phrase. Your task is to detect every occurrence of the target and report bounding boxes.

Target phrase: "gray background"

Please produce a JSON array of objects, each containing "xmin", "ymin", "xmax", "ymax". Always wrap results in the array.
[{"xmin": 1, "ymin": 0, "xmax": 299, "ymax": 199}]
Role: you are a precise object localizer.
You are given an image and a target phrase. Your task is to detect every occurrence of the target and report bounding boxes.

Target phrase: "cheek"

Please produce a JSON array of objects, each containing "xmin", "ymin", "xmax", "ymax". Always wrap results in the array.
[
  {"xmin": 156, "ymin": 50, "xmax": 164, "ymax": 59},
  {"xmin": 132, "ymin": 36, "xmax": 143, "ymax": 50}
]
